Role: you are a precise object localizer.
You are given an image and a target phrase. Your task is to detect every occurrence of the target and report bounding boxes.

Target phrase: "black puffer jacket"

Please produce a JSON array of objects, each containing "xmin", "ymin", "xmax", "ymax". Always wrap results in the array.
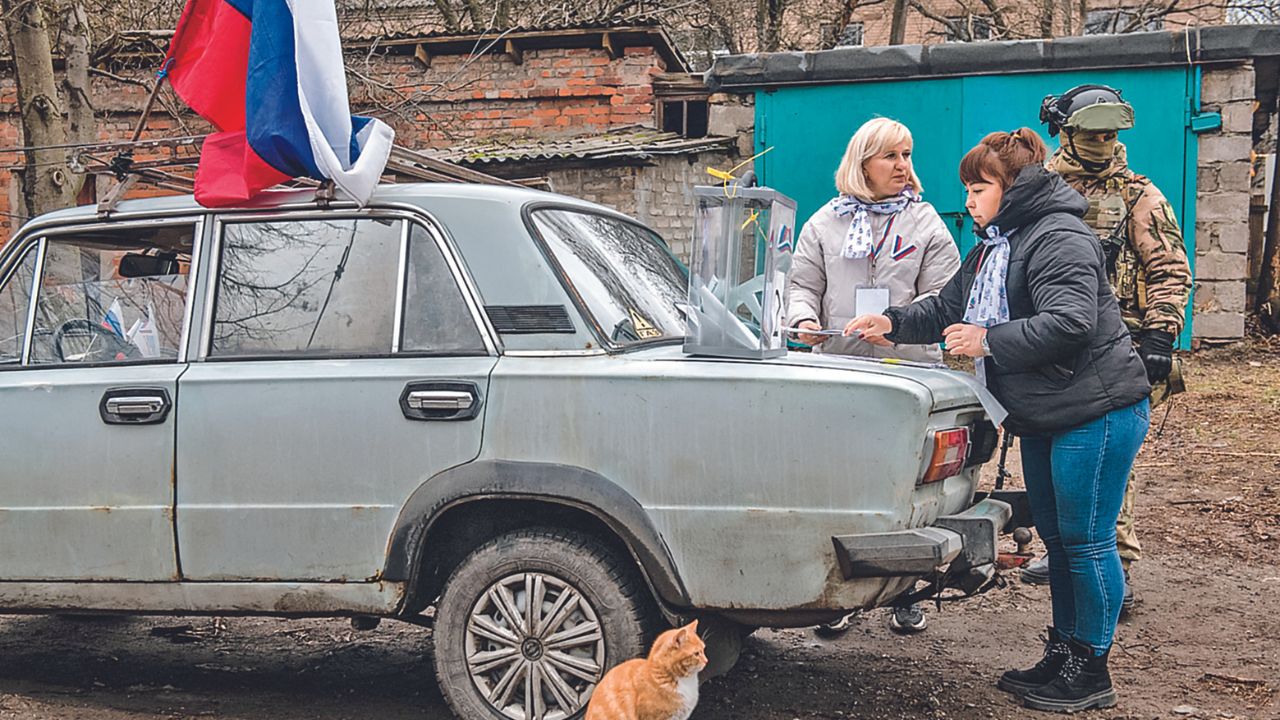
[{"xmin": 884, "ymin": 165, "xmax": 1150, "ymax": 435}]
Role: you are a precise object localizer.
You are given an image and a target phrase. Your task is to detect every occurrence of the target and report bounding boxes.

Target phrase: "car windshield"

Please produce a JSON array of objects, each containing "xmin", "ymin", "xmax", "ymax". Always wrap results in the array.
[{"xmin": 530, "ymin": 208, "xmax": 687, "ymax": 348}]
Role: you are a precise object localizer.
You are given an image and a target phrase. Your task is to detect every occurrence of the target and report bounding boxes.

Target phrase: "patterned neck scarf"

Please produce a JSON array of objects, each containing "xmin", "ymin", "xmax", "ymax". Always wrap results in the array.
[
  {"xmin": 829, "ymin": 189, "xmax": 918, "ymax": 259},
  {"xmin": 963, "ymin": 225, "xmax": 1014, "ymax": 384}
]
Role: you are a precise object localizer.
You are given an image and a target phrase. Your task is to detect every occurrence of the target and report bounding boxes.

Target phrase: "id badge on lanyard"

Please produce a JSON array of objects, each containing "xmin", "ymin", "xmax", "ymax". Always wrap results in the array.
[
  {"xmin": 854, "ymin": 216, "xmax": 893, "ymax": 317},
  {"xmin": 855, "ymin": 286, "xmax": 890, "ymax": 317}
]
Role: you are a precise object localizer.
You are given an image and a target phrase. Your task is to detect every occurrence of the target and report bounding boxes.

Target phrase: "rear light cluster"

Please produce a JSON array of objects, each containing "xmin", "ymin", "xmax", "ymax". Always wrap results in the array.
[{"xmin": 922, "ymin": 428, "xmax": 971, "ymax": 483}]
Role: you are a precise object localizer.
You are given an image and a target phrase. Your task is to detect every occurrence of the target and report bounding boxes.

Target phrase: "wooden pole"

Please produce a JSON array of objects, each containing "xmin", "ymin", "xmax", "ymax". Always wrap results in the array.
[{"xmin": 1257, "ymin": 87, "xmax": 1280, "ymax": 333}]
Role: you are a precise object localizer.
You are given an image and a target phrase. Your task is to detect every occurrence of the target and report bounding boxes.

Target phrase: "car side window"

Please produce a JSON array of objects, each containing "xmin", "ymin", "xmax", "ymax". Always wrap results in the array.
[
  {"xmin": 400, "ymin": 224, "xmax": 487, "ymax": 354},
  {"xmin": 211, "ymin": 217, "xmax": 401, "ymax": 358},
  {"xmin": 28, "ymin": 226, "xmax": 194, "ymax": 366},
  {"xmin": 0, "ymin": 247, "xmax": 36, "ymax": 365}
]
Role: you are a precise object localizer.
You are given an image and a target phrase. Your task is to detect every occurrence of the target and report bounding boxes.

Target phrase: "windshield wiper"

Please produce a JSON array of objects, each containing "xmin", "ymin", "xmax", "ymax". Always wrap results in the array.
[{"xmin": 611, "ymin": 317, "xmax": 640, "ymax": 343}]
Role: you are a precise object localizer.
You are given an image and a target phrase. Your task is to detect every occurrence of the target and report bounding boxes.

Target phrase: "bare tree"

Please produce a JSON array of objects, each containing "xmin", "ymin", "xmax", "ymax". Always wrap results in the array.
[
  {"xmin": 59, "ymin": 1, "xmax": 94, "ymax": 151},
  {"xmin": 889, "ymin": 0, "xmax": 909, "ymax": 43},
  {"xmin": 755, "ymin": 0, "xmax": 789, "ymax": 51},
  {"xmin": 2, "ymin": 0, "xmax": 81, "ymax": 217},
  {"xmin": 1039, "ymin": 0, "xmax": 1053, "ymax": 37},
  {"xmin": 1227, "ymin": 0, "xmax": 1279, "ymax": 20}
]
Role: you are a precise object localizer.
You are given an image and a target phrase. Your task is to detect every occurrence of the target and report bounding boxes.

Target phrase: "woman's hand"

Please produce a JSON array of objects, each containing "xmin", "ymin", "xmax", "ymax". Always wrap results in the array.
[
  {"xmin": 796, "ymin": 319, "xmax": 827, "ymax": 347},
  {"xmin": 943, "ymin": 323, "xmax": 988, "ymax": 358},
  {"xmin": 844, "ymin": 314, "xmax": 894, "ymax": 346}
]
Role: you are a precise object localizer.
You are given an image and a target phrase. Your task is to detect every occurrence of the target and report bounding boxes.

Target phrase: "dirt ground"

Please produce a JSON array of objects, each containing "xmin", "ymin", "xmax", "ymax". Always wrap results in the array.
[{"xmin": 1, "ymin": 340, "xmax": 1277, "ymax": 720}]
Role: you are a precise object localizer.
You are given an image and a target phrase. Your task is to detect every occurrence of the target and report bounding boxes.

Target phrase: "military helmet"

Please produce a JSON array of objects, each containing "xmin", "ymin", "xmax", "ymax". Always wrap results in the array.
[{"xmin": 1039, "ymin": 84, "xmax": 1135, "ymax": 137}]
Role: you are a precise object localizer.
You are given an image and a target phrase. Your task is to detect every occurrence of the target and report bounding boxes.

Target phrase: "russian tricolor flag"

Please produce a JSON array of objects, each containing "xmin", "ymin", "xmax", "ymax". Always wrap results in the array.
[{"xmin": 165, "ymin": 0, "xmax": 394, "ymax": 207}]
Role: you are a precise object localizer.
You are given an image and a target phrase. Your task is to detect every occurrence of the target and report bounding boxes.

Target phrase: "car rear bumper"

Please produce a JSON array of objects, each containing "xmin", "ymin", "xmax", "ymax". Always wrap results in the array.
[{"xmin": 830, "ymin": 498, "xmax": 1012, "ymax": 580}]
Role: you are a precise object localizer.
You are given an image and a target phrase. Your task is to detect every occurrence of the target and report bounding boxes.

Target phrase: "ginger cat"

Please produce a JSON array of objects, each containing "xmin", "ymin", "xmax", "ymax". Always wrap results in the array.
[{"xmin": 585, "ymin": 620, "xmax": 708, "ymax": 720}]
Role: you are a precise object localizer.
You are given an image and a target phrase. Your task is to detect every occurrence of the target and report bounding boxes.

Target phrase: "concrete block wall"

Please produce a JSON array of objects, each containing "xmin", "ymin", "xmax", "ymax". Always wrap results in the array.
[
  {"xmin": 708, "ymin": 92, "xmax": 756, "ymax": 158},
  {"xmin": 548, "ymin": 149, "xmax": 738, "ymax": 261},
  {"xmin": 1194, "ymin": 62, "xmax": 1255, "ymax": 343}
]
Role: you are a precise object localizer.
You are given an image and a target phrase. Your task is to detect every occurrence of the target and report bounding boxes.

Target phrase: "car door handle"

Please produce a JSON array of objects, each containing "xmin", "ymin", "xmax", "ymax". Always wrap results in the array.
[
  {"xmin": 400, "ymin": 381, "xmax": 482, "ymax": 421},
  {"xmin": 99, "ymin": 388, "xmax": 172, "ymax": 426},
  {"xmin": 106, "ymin": 396, "xmax": 166, "ymax": 415},
  {"xmin": 405, "ymin": 390, "xmax": 474, "ymax": 412}
]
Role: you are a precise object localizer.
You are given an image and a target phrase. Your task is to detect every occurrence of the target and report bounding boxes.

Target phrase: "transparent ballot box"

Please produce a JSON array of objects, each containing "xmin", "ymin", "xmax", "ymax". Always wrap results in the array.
[{"xmin": 684, "ymin": 185, "xmax": 797, "ymax": 359}]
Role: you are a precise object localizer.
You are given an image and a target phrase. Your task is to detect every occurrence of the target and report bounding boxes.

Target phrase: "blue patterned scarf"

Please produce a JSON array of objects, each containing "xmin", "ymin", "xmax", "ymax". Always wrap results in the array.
[
  {"xmin": 963, "ymin": 225, "xmax": 1014, "ymax": 384},
  {"xmin": 829, "ymin": 189, "xmax": 918, "ymax": 259}
]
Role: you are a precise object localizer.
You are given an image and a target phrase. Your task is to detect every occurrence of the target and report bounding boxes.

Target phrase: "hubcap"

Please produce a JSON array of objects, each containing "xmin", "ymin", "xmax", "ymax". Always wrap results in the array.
[
  {"xmin": 465, "ymin": 572, "xmax": 605, "ymax": 720},
  {"xmin": 521, "ymin": 638, "xmax": 544, "ymax": 661}
]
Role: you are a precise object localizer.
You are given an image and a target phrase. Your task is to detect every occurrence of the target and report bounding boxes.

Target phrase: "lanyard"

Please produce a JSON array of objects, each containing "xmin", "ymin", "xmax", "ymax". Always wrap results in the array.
[{"xmin": 868, "ymin": 214, "xmax": 898, "ymax": 286}]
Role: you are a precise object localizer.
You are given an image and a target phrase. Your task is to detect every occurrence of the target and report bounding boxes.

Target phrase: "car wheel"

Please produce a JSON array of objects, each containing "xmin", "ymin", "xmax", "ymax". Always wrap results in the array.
[
  {"xmin": 695, "ymin": 614, "xmax": 746, "ymax": 680},
  {"xmin": 433, "ymin": 527, "xmax": 660, "ymax": 720}
]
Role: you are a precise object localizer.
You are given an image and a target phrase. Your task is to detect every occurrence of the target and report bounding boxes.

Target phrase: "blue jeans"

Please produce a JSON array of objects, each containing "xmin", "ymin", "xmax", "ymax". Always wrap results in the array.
[{"xmin": 1021, "ymin": 399, "xmax": 1149, "ymax": 654}]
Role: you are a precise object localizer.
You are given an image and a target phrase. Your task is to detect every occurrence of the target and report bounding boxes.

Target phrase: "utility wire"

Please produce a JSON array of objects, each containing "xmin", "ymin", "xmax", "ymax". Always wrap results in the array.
[{"xmin": 0, "ymin": 134, "xmax": 208, "ymax": 155}]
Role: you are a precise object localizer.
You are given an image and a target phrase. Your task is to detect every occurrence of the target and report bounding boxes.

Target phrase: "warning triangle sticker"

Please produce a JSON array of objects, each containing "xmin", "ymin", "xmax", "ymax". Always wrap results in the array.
[{"xmin": 629, "ymin": 309, "xmax": 662, "ymax": 339}]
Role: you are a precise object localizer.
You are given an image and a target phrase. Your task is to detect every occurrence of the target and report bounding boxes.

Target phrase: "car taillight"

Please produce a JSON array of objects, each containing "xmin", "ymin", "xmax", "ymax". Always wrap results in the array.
[{"xmin": 922, "ymin": 428, "xmax": 971, "ymax": 483}]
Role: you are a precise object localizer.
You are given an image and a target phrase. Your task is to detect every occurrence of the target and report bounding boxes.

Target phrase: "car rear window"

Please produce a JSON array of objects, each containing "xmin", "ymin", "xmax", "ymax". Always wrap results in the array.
[{"xmin": 211, "ymin": 218, "xmax": 401, "ymax": 357}]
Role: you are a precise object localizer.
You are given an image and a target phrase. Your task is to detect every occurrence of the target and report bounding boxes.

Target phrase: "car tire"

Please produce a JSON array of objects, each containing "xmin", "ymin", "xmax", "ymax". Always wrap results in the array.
[
  {"xmin": 433, "ymin": 526, "xmax": 661, "ymax": 720},
  {"xmin": 694, "ymin": 614, "xmax": 745, "ymax": 681}
]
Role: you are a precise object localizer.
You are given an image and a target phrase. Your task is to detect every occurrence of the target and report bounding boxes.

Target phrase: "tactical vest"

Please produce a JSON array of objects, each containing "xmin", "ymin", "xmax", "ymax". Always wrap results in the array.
[{"xmin": 1078, "ymin": 173, "xmax": 1149, "ymax": 329}]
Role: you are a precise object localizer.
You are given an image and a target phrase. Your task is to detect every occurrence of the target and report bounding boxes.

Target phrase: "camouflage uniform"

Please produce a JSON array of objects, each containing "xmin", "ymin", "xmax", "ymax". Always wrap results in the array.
[{"xmin": 1050, "ymin": 142, "xmax": 1192, "ymax": 566}]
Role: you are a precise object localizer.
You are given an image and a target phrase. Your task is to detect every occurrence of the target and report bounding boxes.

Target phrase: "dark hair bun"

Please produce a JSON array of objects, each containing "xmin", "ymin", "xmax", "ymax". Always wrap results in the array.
[{"xmin": 959, "ymin": 127, "xmax": 1048, "ymax": 189}]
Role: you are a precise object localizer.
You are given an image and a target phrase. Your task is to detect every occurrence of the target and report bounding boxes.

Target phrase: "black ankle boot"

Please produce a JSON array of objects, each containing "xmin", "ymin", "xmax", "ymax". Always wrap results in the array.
[
  {"xmin": 1023, "ymin": 638, "xmax": 1117, "ymax": 713},
  {"xmin": 997, "ymin": 627, "xmax": 1071, "ymax": 696}
]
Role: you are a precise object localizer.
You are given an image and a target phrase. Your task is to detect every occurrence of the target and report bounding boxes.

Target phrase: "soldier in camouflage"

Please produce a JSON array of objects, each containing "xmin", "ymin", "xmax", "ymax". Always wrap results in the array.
[{"xmin": 1019, "ymin": 84, "xmax": 1192, "ymax": 615}]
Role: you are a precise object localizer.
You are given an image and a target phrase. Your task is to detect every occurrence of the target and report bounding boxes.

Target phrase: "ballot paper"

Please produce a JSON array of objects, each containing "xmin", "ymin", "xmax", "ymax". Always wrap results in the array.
[{"xmin": 784, "ymin": 326, "xmax": 845, "ymax": 337}]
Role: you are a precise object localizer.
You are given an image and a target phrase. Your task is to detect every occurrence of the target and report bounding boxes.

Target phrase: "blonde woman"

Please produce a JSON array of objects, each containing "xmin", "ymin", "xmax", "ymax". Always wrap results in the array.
[
  {"xmin": 789, "ymin": 117, "xmax": 960, "ymax": 637},
  {"xmin": 788, "ymin": 117, "xmax": 960, "ymax": 364}
]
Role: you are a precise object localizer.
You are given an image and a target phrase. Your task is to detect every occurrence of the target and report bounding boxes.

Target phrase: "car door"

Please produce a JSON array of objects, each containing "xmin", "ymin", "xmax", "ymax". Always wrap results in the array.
[
  {"xmin": 176, "ymin": 212, "xmax": 497, "ymax": 581},
  {"xmin": 0, "ymin": 220, "xmax": 202, "ymax": 581}
]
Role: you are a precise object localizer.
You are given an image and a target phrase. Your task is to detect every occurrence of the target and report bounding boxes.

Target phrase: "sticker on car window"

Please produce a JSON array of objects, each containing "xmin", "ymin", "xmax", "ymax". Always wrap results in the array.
[{"xmin": 629, "ymin": 309, "xmax": 662, "ymax": 339}]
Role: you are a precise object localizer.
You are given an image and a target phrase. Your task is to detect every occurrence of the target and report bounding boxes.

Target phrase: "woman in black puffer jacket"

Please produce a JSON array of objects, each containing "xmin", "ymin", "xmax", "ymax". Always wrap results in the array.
[{"xmin": 847, "ymin": 129, "xmax": 1150, "ymax": 714}]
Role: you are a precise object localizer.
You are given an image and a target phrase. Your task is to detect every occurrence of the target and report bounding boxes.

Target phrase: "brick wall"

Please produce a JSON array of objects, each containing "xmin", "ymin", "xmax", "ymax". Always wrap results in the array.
[
  {"xmin": 1193, "ymin": 63, "xmax": 1254, "ymax": 343},
  {"xmin": 371, "ymin": 45, "xmax": 664, "ymax": 148}
]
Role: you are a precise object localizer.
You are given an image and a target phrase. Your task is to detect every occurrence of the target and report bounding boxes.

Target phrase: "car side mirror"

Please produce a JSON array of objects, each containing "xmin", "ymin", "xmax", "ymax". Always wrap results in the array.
[{"xmin": 119, "ymin": 253, "xmax": 179, "ymax": 278}]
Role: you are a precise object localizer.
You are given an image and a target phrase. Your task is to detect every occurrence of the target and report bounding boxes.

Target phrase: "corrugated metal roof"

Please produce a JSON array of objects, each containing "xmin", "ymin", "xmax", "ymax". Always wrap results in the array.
[
  {"xmin": 438, "ymin": 127, "xmax": 735, "ymax": 164},
  {"xmin": 337, "ymin": 22, "xmax": 689, "ymax": 72},
  {"xmin": 338, "ymin": 18, "xmax": 668, "ymax": 41}
]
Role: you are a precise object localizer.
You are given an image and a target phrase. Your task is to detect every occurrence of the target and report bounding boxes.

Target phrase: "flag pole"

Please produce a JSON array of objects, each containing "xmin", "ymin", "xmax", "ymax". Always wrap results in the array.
[
  {"xmin": 112, "ymin": 58, "xmax": 173, "ymax": 177},
  {"xmin": 131, "ymin": 60, "xmax": 173, "ymax": 145},
  {"xmin": 100, "ymin": 60, "xmax": 174, "ymax": 214}
]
